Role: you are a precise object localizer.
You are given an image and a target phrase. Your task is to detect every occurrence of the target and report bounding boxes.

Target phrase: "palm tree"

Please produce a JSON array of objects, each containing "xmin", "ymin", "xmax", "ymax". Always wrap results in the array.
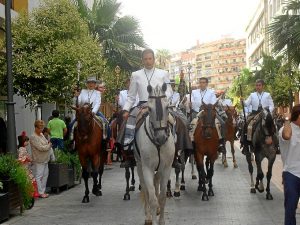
[
  {"xmin": 73, "ymin": 0, "xmax": 147, "ymax": 72},
  {"xmin": 267, "ymin": 0, "xmax": 300, "ymax": 67},
  {"xmin": 156, "ymin": 49, "xmax": 171, "ymax": 70}
]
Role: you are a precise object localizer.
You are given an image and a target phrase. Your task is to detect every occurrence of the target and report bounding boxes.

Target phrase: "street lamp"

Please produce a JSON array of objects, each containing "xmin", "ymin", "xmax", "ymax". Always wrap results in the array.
[{"xmin": 5, "ymin": 0, "xmax": 17, "ymax": 155}]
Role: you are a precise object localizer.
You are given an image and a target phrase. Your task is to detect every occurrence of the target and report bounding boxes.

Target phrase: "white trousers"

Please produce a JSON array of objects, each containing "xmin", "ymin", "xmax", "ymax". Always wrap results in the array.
[{"xmin": 33, "ymin": 163, "xmax": 49, "ymax": 195}]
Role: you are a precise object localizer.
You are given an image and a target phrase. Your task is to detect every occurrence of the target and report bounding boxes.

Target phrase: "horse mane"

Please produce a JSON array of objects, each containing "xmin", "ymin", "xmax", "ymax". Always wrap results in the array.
[{"xmin": 265, "ymin": 112, "xmax": 275, "ymax": 135}]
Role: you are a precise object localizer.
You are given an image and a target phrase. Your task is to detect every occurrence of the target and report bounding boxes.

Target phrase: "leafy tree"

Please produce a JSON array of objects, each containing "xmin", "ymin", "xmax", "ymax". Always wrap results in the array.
[
  {"xmin": 0, "ymin": 0, "xmax": 105, "ymax": 107},
  {"xmin": 73, "ymin": 0, "xmax": 146, "ymax": 72}
]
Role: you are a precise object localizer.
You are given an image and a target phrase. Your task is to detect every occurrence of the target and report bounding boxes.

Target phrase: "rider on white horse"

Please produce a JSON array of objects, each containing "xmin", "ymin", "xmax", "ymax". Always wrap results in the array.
[{"xmin": 118, "ymin": 49, "xmax": 192, "ymax": 169}]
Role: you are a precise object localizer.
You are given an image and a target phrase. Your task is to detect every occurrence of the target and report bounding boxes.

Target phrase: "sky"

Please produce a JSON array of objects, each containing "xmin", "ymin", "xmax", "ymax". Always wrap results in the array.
[{"xmin": 87, "ymin": 0, "xmax": 261, "ymax": 53}]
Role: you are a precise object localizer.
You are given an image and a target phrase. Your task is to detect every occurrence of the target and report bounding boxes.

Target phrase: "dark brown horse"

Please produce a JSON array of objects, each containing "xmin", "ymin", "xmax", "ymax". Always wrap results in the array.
[
  {"xmin": 110, "ymin": 111, "xmax": 136, "ymax": 201},
  {"xmin": 222, "ymin": 106, "xmax": 238, "ymax": 168},
  {"xmin": 72, "ymin": 104, "xmax": 106, "ymax": 203},
  {"xmin": 194, "ymin": 102, "xmax": 219, "ymax": 201}
]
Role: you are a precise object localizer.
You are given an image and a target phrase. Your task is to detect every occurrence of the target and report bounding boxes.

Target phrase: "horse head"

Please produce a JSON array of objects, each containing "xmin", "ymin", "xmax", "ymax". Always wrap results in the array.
[
  {"xmin": 200, "ymin": 102, "xmax": 217, "ymax": 139},
  {"xmin": 71, "ymin": 103, "xmax": 94, "ymax": 140},
  {"xmin": 147, "ymin": 83, "xmax": 169, "ymax": 146},
  {"xmin": 260, "ymin": 107, "xmax": 276, "ymax": 145}
]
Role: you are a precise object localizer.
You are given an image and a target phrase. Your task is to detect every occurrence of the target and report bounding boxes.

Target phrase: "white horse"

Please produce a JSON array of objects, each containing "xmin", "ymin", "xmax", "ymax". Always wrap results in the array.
[{"xmin": 134, "ymin": 83, "xmax": 175, "ymax": 225}]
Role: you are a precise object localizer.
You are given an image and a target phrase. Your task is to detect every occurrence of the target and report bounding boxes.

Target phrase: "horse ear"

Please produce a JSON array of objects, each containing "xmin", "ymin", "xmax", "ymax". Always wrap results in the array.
[
  {"xmin": 89, "ymin": 103, "xmax": 93, "ymax": 108},
  {"xmin": 162, "ymin": 83, "xmax": 167, "ymax": 92},
  {"xmin": 71, "ymin": 106, "xmax": 78, "ymax": 111},
  {"xmin": 147, "ymin": 85, "xmax": 152, "ymax": 93}
]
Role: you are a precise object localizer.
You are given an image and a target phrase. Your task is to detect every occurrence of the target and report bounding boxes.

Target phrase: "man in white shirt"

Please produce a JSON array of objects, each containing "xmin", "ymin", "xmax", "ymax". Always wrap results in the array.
[
  {"xmin": 242, "ymin": 79, "xmax": 274, "ymax": 142},
  {"xmin": 170, "ymin": 79, "xmax": 180, "ymax": 107},
  {"xmin": 118, "ymin": 79, "xmax": 139, "ymax": 109},
  {"xmin": 190, "ymin": 77, "xmax": 226, "ymax": 152},
  {"xmin": 279, "ymin": 105, "xmax": 300, "ymax": 225}
]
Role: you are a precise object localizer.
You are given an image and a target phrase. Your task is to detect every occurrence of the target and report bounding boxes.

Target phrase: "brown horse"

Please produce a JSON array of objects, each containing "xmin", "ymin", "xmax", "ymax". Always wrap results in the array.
[
  {"xmin": 110, "ymin": 111, "xmax": 136, "ymax": 201},
  {"xmin": 72, "ymin": 104, "xmax": 106, "ymax": 203},
  {"xmin": 194, "ymin": 102, "xmax": 219, "ymax": 201},
  {"xmin": 222, "ymin": 106, "xmax": 238, "ymax": 168}
]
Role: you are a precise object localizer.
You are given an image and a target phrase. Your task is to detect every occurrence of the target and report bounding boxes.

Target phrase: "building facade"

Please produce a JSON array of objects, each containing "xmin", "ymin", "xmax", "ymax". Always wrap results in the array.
[
  {"xmin": 167, "ymin": 38, "xmax": 246, "ymax": 91},
  {"xmin": 246, "ymin": 0, "xmax": 285, "ymax": 68}
]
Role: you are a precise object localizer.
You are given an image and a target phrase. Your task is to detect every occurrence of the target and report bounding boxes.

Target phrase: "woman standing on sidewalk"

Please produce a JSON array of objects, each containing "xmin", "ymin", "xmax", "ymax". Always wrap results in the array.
[
  {"xmin": 30, "ymin": 120, "xmax": 52, "ymax": 198},
  {"xmin": 279, "ymin": 105, "xmax": 300, "ymax": 225}
]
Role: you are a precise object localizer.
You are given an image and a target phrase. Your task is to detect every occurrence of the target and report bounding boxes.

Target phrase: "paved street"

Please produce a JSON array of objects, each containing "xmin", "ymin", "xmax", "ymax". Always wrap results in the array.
[{"xmin": 3, "ymin": 143, "xmax": 295, "ymax": 225}]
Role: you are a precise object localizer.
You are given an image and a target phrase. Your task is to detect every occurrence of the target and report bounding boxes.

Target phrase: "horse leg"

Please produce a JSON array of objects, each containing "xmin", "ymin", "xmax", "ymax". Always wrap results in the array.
[
  {"xmin": 123, "ymin": 166, "xmax": 131, "ymax": 200},
  {"xmin": 129, "ymin": 165, "xmax": 136, "ymax": 191},
  {"xmin": 207, "ymin": 160, "xmax": 215, "ymax": 197},
  {"xmin": 255, "ymin": 154, "xmax": 264, "ymax": 193},
  {"xmin": 166, "ymin": 179, "xmax": 172, "ymax": 198},
  {"xmin": 180, "ymin": 166, "xmax": 186, "ymax": 191},
  {"xmin": 266, "ymin": 156, "xmax": 275, "ymax": 200},
  {"xmin": 200, "ymin": 165, "xmax": 208, "ymax": 201},
  {"xmin": 82, "ymin": 168, "xmax": 90, "ymax": 203},
  {"xmin": 97, "ymin": 164, "xmax": 104, "ymax": 196},
  {"xmin": 174, "ymin": 166, "xmax": 181, "ymax": 197},
  {"xmin": 222, "ymin": 142, "xmax": 228, "ymax": 168},
  {"xmin": 92, "ymin": 170, "xmax": 101, "ymax": 196},
  {"xmin": 246, "ymin": 151, "xmax": 256, "ymax": 194},
  {"xmin": 190, "ymin": 153, "xmax": 197, "ymax": 180},
  {"xmin": 142, "ymin": 169, "xmax": 158, "ymax": 225},
  {"xmin": 231, "ymin": 140, "xmax": 238, "ymax": 168},
  {"xmin": 158, "ymin": 170, "xmax": 172, "ymax": 225}
]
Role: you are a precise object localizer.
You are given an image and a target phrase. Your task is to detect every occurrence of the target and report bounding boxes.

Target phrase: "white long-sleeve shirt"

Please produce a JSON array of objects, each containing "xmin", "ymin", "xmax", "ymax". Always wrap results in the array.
[
  {"xmin": 118, "ymin": 90, "xmax": 138, "ymax": 109},
  {"xmin": 78, "ymin": 89, "xmax": 101, "ymax": 114},
  {"xmin": 170, "ymin": 92, "xmax": 180, "ymax": 107},
  {"xmin": 123, "ymin": 67, "xmax": 173, "ymax": 111},
  {"xmin": 191, "ymin": 88, "xmax": 216, "ymax": 112},
  {"xmin": 244, "ymin": 91, "xmax": 274, "ymax": 112}
]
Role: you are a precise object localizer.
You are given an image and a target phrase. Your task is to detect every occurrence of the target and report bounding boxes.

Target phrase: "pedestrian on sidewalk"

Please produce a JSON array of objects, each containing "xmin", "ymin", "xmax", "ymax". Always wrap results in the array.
[
  {"xmin": 30, "ymin": 120, "xmax": 52, "ymax": 198},
  {"xmin": 47, "ymin": 110, "xmax": 67, "ymax": 150},
  {"xmin": 279, "ymin": 104, "xmax": 300, "ymax": 225}
]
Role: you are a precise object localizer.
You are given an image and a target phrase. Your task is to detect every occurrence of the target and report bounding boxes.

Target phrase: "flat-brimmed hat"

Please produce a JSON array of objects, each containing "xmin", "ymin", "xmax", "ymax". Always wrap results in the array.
[{"xmin": 86, "ymin": 76, "xmax": 99, "ymax": 83}]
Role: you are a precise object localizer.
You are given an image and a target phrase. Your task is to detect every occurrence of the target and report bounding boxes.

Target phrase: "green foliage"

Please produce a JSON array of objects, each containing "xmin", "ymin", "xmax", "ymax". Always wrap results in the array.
[
  {"xmin": 0, "ymin": 0, "xmax": 105, "ymax": 106},
  {"xmin": 0, "ymin": 154, "xmax": 34, "ymax": 209},
  {"xmin": 0, "ymin": 181, "xmax": 2, "ymax": 190},
  {"xmin": 53, "ymin": 149, "xmax": 81, "ymax": 180},
  {"xmin": 156, "ymin": 49, "xmax": 171, "ymax": 69},
  {"xmin": 73, "ymin": 0, "xmax": 146, "ymax": 72}
]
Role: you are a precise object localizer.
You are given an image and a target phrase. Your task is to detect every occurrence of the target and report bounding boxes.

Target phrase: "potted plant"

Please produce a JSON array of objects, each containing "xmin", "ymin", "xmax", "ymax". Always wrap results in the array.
[
  {"xmin": 0, "ymin": 154, "xmax": 34, "ymax": 214},
  {"xmin": 0, "ymin": 181, "xmax": 9, "ymax": 222}
]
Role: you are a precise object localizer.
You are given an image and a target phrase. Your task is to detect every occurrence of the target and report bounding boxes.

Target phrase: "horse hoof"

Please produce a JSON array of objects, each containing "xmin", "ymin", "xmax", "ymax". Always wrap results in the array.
[
  {"xmin": 157, "ymin": 207, "xmax": 160, "ymax": 215},
  {"xmin": 123, "ymin": 193, "xmax": 130, "ymax": 201},
  {"xmin": 233, "ymin": 163, "xmax": 238, "ymax": 168},
  {"xmin": 82, "ymin": 196, "xmax": 89, "ymax": 203},
  {"xmin": 129, "ymin": 186, "xmax": 135, "ymax": 192},
  {"xmin": 144, "ymin": 220, "xmax": 152, "ymax": 225},
  {"xmin": 202, "ymin": 194, "xmax": 209, "ymax": 201},
  {"xmin": 166, "ymin": 191, "xmax": 173, "ymax": 198},
  {"xmin": 139, "ymin": 185, "xmax": 142, "ymax": 191},
  {"xmin": 180, "ymin": 185, "xmax": 185, "ymax": 191},
  {"xmin": 250, "ymin": 188, "xmax": 256, "ymax": 194},
  {"xmin": 255, "ymin": 185, "xmax": 264, "ymax": 193},
  {"xmin": 192, "ymin": 175, "xmax": 197, "ymax": 180},
  {"xmin": 266, "ymin": 193, "xmax": 273, "ymax": 200},
  {"xmin": 224, "ymin": 162, "xmax": 228, "ymax": 168},
  {"xmin": 92, "ymin": 188, "xmax": 101, "ymax": 196},
  {"xmin": 208, "ymin": 189, "xmax": 214, "ymax": 196},
  {"xmin": 174, "ymin": 191, "xmax": 180, "ymax": 197}
]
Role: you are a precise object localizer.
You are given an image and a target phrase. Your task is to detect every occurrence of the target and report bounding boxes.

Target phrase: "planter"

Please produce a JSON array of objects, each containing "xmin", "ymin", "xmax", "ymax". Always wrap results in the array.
[
  {"xmin": 0, "ymin": 179, "xmax": 23, "ymax": 214},
  {"xmin": 67, "ymin": 166, "xmax": 75, "ymax": 188},
  {"xmin": 0, "ymin": 192, "xmax": 9, "ymax": 222},
  {"xmin": 46, "ymin": 163, "xmax": 68, "ymax": 193}
]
